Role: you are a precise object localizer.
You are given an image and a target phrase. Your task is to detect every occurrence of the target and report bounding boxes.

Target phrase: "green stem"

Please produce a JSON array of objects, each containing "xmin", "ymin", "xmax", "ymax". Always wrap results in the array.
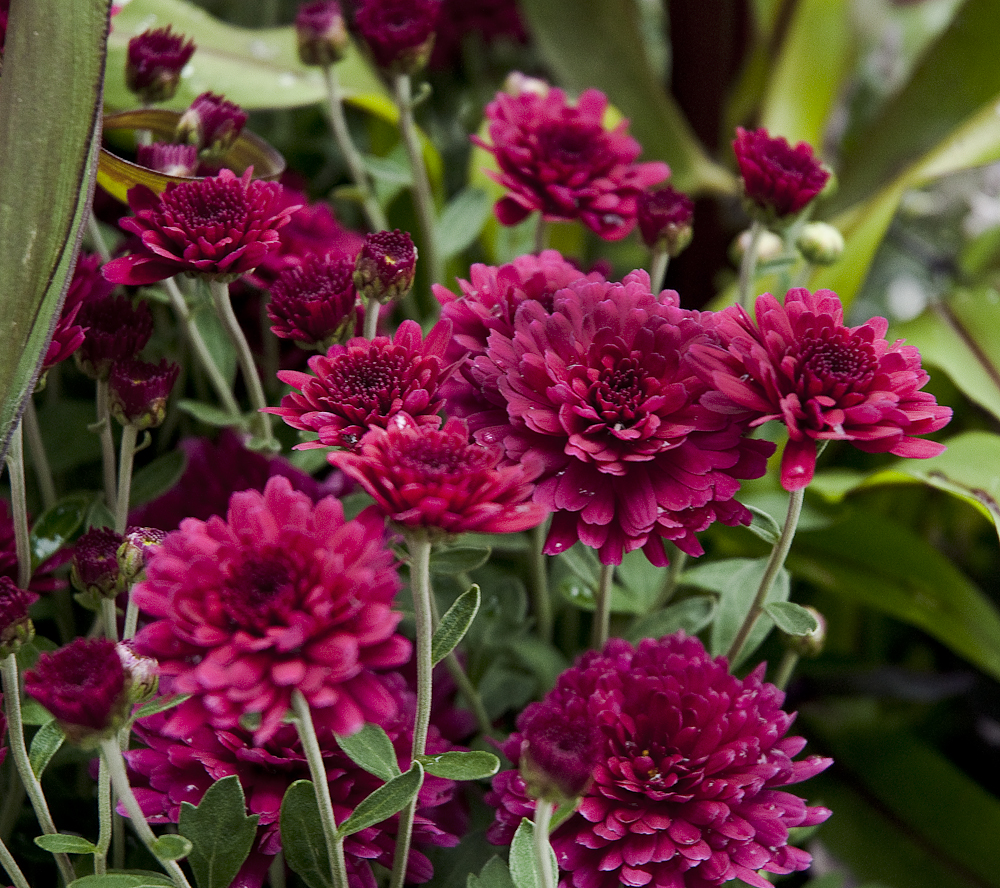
[
  {"xmin": 726, "ymin": 486, "xmax": 805, "ymax": 665},
  {"xmin": 87, "ymin": 212, "xmax": 111, "ymax": 263},
  {"xmin": 591, "ymin": 562, "xmax": 614, "ymax": 650},
  {"xmin": 649, "ymin": 247, "xmax": 669, "ymax": 294},
  {"xmin": 94, "ymin": 758, "xmax": 112, "ymax": 875},
  {"xmin": 1, "ymin": 655, "xmax": 76, "ymax": 886},
  {"xmin": 96, "ymin": 378, "xmax": 118, "ymax": 508},
  {"xmin": 164, "ymin": 277, "xmax": 244, "ymax": 423},
  {"xmin": 0, "ymin": 833, "xmax": 31, "ymax": 888},
  {"xmin": 269, "ymin": 852, "xmax": 287, "ymax": 888},
  {"xmin": 393, "ymin": 74, "xmax": 442, "ymax": 288},
  {"xmin": 102, "ymin": 597, "xmax": 118, "ymax": 642},
  {"xmin": 23, "ymin": 398, "xmax": 56, "ymax": 510},
  {"xmin": 114, "ymin": 424, "xmax": 138, "ymax": 535},
  {"xmin": 323, "ymin": 64, "xmax": 387, "ymax": 232},
  {"xmin": 533, "ymin": 799, "xmax": 556, "ymax": 888},
  {"xmin": 290, "ymin": 691, "xmax": 351, "ymax": 888},
  {"xmin": 208, "ymin": 278, "xmax": 276, "ymax": 449},
  {"xmin": 99, "ymin": 738, "xmax": 194, "ymax": 888},
  {"xmin": 534, "ymin": 216, "xmax": 549, "ymax": 254},
  {"xmin": 530, "ymin": 520, "xmax": 553, "ymax": 642},
  {"xmin": 3, "ymin": 423, "xmax": 32, "ymax": 590},
  {"xmin": 653, "ymin": 547, "xmax": 687, "ymax": 610},
  {"xmin": 737, "ymin": 219, "xmax": 764, "ymax": 311},
  {"xmin": 772, "ymin": 649, "xmax": 800, "ymax": 692},
  {"xmin": 363, "ymin": 299, "xmax": 380, "ymax": 340}
]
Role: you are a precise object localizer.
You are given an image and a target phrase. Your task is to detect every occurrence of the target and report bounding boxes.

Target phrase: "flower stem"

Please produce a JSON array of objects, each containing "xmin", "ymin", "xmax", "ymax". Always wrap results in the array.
[
  {"xmin": 114, "ymin": 424, "xmax": 138, "ymax": 535},
  {"xmin": 653, "ymin": 547, "xmax": 687, "ymax": 610},
  {"xmin": 323, "ymin": 64, "xmax": 387, "ymax": 232},
  {"xmin": 530, "ymin": 520, "xmax": 553, "ymax": 642},
  {"xmin": 591, "ymin": 562, "xmax": 614, "ymax": 650},
  {"xmin": 290, "ymin": 690, "xmax": 350, "ymax": 888},
  {"xmin": 99, "ymin": 737, "xmax": 194, "ymax": 888},
  {"xmin": 772, "ymin": 649, "xmax": 800, "ymax": 692},
  {"xmin": 1, "ymin": 655, "xmax": 76, "ymax": 886},
  {"xmin": 208, "ymin": 278, "xmax": 277, "ymax": 450},
  {"xmin": 102, "ymin": 597, "xmax": 119, "ymax": 642},
  {"xmin": 363, "ymin": 299, "xmax": 380, "ymax": 340},
  {"xmin": 389, "ymin": 533, "xmax": 434, "ymax": 888},
  {"xmin": 94, "ymin": 757, "xmax": 112, "ymax": 875},
  {"xmin": 96, "ymin": 378, "xmax": 118, "ymax": 508},
  {"xmin": 649, "ymin": 247, "xmax": 669, "ymax": 294},
  {"xmin": 3, "ymin": 423, "xmax": 32, "ymax": 590},
  {"xmin": 726, "ymin": 486, "xmax": 805, "ymax": 665},
  {"xmin": 534, "ymin": 217, "xmax": 549, "ymax": 254},
  {"xmin": 0, "ymin": 833, "xmax": 31, "ymax": 888},
  {"xmin": 533, "ymin": 799, "xmax": 556, "ymax": 888},
  {"xmin": 393, "ymin": 74, "xmax": 442, "ymax": 289},
  {"xmin": 737, "ymin": 219, "xmax": 764, "ymax": 311},
  {"xmin": 164, "ymin": 277, "xmax": 244, "ymax": 424},
  {"xmin": 23, "ymin": 398, "xmax": 56, "ymax": 510}
]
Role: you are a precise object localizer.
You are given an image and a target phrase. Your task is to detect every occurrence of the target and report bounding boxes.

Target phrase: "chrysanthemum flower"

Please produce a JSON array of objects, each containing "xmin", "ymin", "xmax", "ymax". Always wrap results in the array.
[
  {"xmin": 429, "ymin": 0, "xmax": 527, "ymax": 70},
  {"xmin": 453, "ymin": 270, "xmax": 773, "ymax": 565},
  {"xmin": 473, "ymin": 85, "xmax": 669, "ymax": 240},
  {"xmin": 102, "ymin": 168, "xmax": 297, "ymax": 286},
  {"xmin": 354, "ymin": 0, "xmax": 440, "ymax": 74},
  {"xmin": 108, "ymin": 357, "xmax": 180, "ymax": 430},
  {"xmin": 42, "ymin": 253, "xmax": 110, "ymax": 372},
  {"xmin": 296, "ymin": 0, "xmax": 349, "ymax": 66},
  {"xmin": 637, "ymin": 186, "xmax": 694, "ymax": 256},
  {"xmin": 75, "ymin": 292, "xmax": 154, "ymax": 380},
  {"xmin": 24, "ymin": 638, "xmax": 130, "ymax": 745},
  {"xmin": 131, "ymin": 476, "xmax": 410, "ymax": 744},
  {"xmin": 487, "ymin": 634, "xmax": 832, "ymax": 888},
  {"xmin": 269, "ymin": 319, "xmax": 454, "ymax": 450},
  {"xmin": 126, "ymin": 674, "xmax": 466, "ymax": 888},
  {"xmin": 353, "ymin": 229, "xmax": 417, "ymax": 305},
  {"xmin": 267, "ymin": 250, "xmax": 358, "ymax": 348},
  {"xmin": 70, "ymin": 527, "xmax": 125, "ymax": 603},
  {"xmin": 175, "ymin": 91, "xmax": 248, "ymax": 159},
  {"xmin": 733, "ymin": 127, "xmax": 829, "ymax": 222},
  {"xmin": 125, "ymin": 25, "xmax": 196, "ymax": 104},
  {"xmin": 692, "ymin": 287, "xmax": 952, "ymax": 490},
  {"xmin": 0, "ymin": 576, "xmax": 37, "ymax": 659},
  {"xmin": 329, "ymin": 415, "xmax": 547, "ymax": 535}
]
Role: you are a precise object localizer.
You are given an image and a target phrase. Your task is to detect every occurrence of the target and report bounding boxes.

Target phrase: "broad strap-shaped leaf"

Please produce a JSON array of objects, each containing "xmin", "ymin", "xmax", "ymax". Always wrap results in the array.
[
  {"xmin": 0, "ymin": 0, "xmax": 111, "ymax": 462},
  {"xmin": 178, "ymin": 775, "xmax": 259, "ymax": 888}
]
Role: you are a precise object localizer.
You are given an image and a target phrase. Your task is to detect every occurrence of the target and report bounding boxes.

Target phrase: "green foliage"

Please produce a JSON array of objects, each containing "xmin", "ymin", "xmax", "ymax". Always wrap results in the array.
[
  {"xmin": 431, "ymin": 584, "xmax": 482, "ymax": 666},
  {"xmin": 508, "ymin": 818, "xmax": 557, "ymax": 888},
  {"xmin": 337, "ymin": 762, "xmax": 424, "ymax": 838},
  {"xmin": 279, "ymin": 781, "xmax": 334, "ymax": 888},
  {"xmin": 68, "ymin": 875, "xmax": 175, "ymax": 888},
  {"xmin": 335, "ymin": 723, "xmax": 401, "ymax": 783},
  {"xmin": 417, "ymin": 750, "xmax": 500, "ymax": 781},
  {"xmin": 29, "ymin": 493, "xmax": 91, "ymax": 569},
  {"xmin": 468, "ymin": 857, "xmax": 517, "ymax": 888},
  {"xmin": 129, "ymin": 450, "xmax": 188, "ymax": 507},
  {"xmin": 29, "ymin": 719, "xmax": 66, "ymax": 778},
  {"xmin": 35, "ymin": 834, "xmax": 98, "ymax": 855},
  {"xmin": 179, "ymin": 775, "xmax": 258, "ymax": 888}
]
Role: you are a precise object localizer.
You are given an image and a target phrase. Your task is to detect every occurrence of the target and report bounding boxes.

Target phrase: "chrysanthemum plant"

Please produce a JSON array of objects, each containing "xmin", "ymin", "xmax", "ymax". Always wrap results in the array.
[{"xmin": 3, "ymin": 2, "xmax": 1000, "ymax": 888}]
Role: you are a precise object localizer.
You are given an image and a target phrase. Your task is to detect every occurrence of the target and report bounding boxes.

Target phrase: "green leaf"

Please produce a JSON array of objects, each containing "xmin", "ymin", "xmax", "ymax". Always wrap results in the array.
[
  {"xmin": 35, "ymin": 399, "xmax": 102, "ymax": 472},
  {"xmin": 509, "ymin": 818, "xmax": 558, "ymax": 888},
  {"xmin": 177, "ymin": 399, "xmax": 243, "ymax": 428},
  {"xmin": 743, "ymin": 504, "xmax": 782, "ymax": 546},
  {"xmin": 431, "ymin": 585, "xmax": 482, "ymax": 666},
  {"xmin": 68, "ymin": 875, "xmax": 175, "ymax": 888},
  {"xmin": 417, "ymin": 750, "xmax": 500, "ymax": 781},
  {"xmin": 29, "ymin": 493, "xmax": 91, "ymax": 570},
  {"xmin": 430, "ymin": 546, "xmax": 492, "ymax": 575},
  {"xmin": 192, "ymin": 301, "xmax": 238, "ymax": 389},
  {"xmin": 0, "ymin": 0, "xmax": 110, "ymax": 461},
  {"xmin": 789, "ymin": 511, "xmax": 1000, "ymax": 682},
  {"xmin": 179, "ymin": 774, "xmax": 258, "ymax": 888},
  {"xmin": 626, "ymin": 597, "xmax": 716, "ymax": 643},
  {"xmin": 362, "ymin": 152, "xmax": 413, "ymax": 186},
  {"xmin": 34, "ymin": 834, "xmax": 98, "ymax": 855},
  {"xmin": 437, "ymin": 187, "xmax": 491, "ymax": 260},
  {"xmin": 337, "ymin": 762, "xmax": 424, "ymax": 839},
  {"xmin": 280, "ymin": 781, "xmax": 333, "ymax": 888},
  {"xmin": 29, "ymin": 719, "xmax": 66, "ymax": 779},
  {"xmin": 129, "ymin": 450, "xmax": 188, "ymax": 508},
  {"xmin": 468, "ymin": 857, "xmax": 517, "ymax": 888},
  {"xmin": 614, "ymin": 548, "xmax": 668, "ymax": 610},
  {"xmin": 764, "ymin": 601, "xmax": 820, "ymax": 637},
  {"xmin": 151, "ymin": 834, "xmax": 192, "ymax": 862},
  {"xmin": 134, "ymin": 693, "xmax": 192, "ymax": 721},
  {"xmin": 335, "ymin": 724, "xmax": 401, "ymax": 783}
]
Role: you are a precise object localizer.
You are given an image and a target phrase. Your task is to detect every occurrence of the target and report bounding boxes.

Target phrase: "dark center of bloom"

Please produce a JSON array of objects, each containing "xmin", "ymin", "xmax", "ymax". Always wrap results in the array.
[
  {"xmin": 795, "ymin": 328, "xmax": 877, "ymax": 399},
  {"xmin": 223, "ymin": 553, "xmax": 296, "ymax": 631},
  {"xmin": 166, "ymin": 183, "xmax": 248, "ymax": 233},
  {"xmin": 331, "ymin": 350, "xmax": 408, "ymax": 409},
  {"xmin": 398, "ymin": 436, "xmax": 489, "ymax": 477},
  {"xmin": 537, "ymin": 121, "xmax": 602, "ymax": 171}
]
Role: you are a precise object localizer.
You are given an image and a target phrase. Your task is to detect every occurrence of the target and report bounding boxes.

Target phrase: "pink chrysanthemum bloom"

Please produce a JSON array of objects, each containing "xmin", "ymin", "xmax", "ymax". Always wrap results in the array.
[
  {"xmin": 267, "ymin": 250, "xmax": 358, "ymax": 348},
  {"xmin": 135, "ymin": 142, "xmax": 199, "ymax": 177},
  {"xmin": 691, "ymin": 287, "xmax": 952, "ymax": 491},
  {"xmin": 354, "ymin": 0, "xmax": 441, "ymax": 74},
  {"xmin": 473, "ymin": 85, "xmax": 669, "ymax": 240},
  {"xmin": 175, "ymin": 91, "xmax": 248, "ymax": 159},
  {"xmin": 75, "ymin": 292, "xmax": 154, "ymax": 380},
  {"xmin": 354, "ymin": 229, "xmax": 417, "ymax": 305},
  {"xmin": 329, "ymin": 415, "xmax": 547, "ymax": 535},
  {"xmin": 131, "ymin": 476, "xmax": 410, "ymax": 744},
  {"xmin": 453, "ymin": 270, "xmax": 774, "ymax": 565},
  {"xmin": 24, "ymin": 638, "xmax": 130, "ymax": 745},
  {"xmin": 269, "ymin": 319, "xmax": 454, "ymax": 450},
  {"xmin": 732, "ymin": 127, "xmax": 829, "ymax": 222},
  {"xmin": 125, "ymin": 25, "xmax": 195, "ymax": 104},
  {"xmin": 126, "ymin": 674, "xmax": 467, "ymax": 888},
  {"xmin": 487, "ymin": 634, "xmax": 832, "ymax": 888},
  {"xmin": 102, "ymin": 168, "xmax": 298, "ymax": 286}
]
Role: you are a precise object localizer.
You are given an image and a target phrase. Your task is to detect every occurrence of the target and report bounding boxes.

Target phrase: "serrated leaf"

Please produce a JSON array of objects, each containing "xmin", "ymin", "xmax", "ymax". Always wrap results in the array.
[
  {"xmin": 34, "ymin": 834, "xmax": 98, "ymax": 855},
  {"xmin": 280, "ymin": 780, "xmax": 334, "ymax": 888},
  {"xmin": 179, "ymin": 775, "xmax": 258, "ymax": 888},
  {"xmin": 177, "ymin": 399, "xmax": 242, "ymax": 428},
  {"xmin": 68, "ymin": 875, "xmax": 175, "ymax": 888},
  {"xmin": 29, "ymin": 719, "xmax": 65, "ymax": 778},
  {"xmin": 337, "ymin": 762, "xmax": 424, "ymax": 838},
  {"xmin": 417, "ymin": 750, "xmax": 500, "ymax": 781},
  {"xmin": 151, "ymin": 834, "xmax": 192, "ymax": 862},
  {"xmin": 626, "ymin": 597, "xmax": 717, "ymax": 643},
  {"xmin": 429, "ymin": 546, "xmax": 492, "ymax": 575},
  {"xmin": 764, "ymin": 601, "xmax": 820, "ymax": 637},
  {"xmin": 431, "ymin": 585, "xmax": 481, "ymax": 666},
  {"xmin": 437, "ymin": 187, "xmax": 491, "ymax": 259},
  {"xmin": 134, "ymin": 693, "xmax": 192, "ymax": 721},
  {"xmin": 509, "ymin": 818, "xmax": 558, "ymax": 888},
  {"xmin": 335, "ymin": 724, "xmax": 401, "ymax": 783},
  {"xmin": 29, "ymin": 493, "xmax": 91, "ymax": 570},
  {"xmin": 129, "ymin": 450, "xmax": 188, "ymax": 508},
  {"xmin": 468, "ymin": 856, "xmax": 517, "ymax": 888}
]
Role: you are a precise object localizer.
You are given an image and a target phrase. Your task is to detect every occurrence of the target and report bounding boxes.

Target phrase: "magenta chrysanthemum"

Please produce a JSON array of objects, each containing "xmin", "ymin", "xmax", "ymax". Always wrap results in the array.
[
  {"xmin": 692, "ymin": 287, "xmax": 952, "ymax": 490},
  {"xmin": 269, "ymin": 319, "xmax": 454, "ymax": 450},
  {"xmin": 354, "ymin": 0, "xmax": 441, "ymax": 73},
  {"xmin": 487, "ymin": 634, "xmax": 832, "ymax": 888},
  {"xmin": 268, "ymin": 250, "xmax": 358, "ymax": 347},
  {"xmin": 732, "ymin": 127, "xmax": 829, "ymax": 221},
  {"xmin": 126, "ymin": 25, "xmax": 195, "ymax": 104},
  {"xmin": 132, "ymin": 476, "xmax": 409, "ymax": 744},
  {"xmin": 473, "ymin": 86, "xmax": 669, "ymax": 240},
  {"xmin": 176, "ymin": 91, "xmax": 249, "ymax": 158},
  {"xmin": 102, "ymin": 168, "xmax": 298, "ymax": 286},
  {"xmin": 637, "ymin": 186, "xmax": 694, "ymax": 255},
  {"xmin": 126, "ymin": 674, "xmax": 466, "ymax": 888},
  {"xmin": 329, "ymin": 415, "xmax": 547, "ymax": 534},
  {"xmin": 0, "ymin": 577, "xmax": 37, "ymax": 658},
  {"xmin": 296, "ymin": 0, "xmax": 348, "ymax": 66},
  {"xmin": 452, "ymin": 270, "xmax": 774, "ymax": 565}
]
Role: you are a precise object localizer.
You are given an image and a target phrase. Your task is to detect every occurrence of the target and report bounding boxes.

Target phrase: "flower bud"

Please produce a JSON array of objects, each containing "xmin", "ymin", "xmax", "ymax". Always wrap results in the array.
[
  {"xmin": 136, "ymin": 143, "xmax": 199, "ymax": 178},
  {"xmin": 517, "ymin": 702, "xmax": 601, "ymax": 804},
  {"xmin": 117, "ymin": 642, "xmax": 159, "ymax": 705},
  {"xmin": 0, "ymin": 577, "xmax": 38, "ymax": 660},
  {"xmin": 732, "ymin": 228, "xmax": 784, "ymax": 265},
  {"xmin": 268, "ymin": 251, "xmax": 358, "ymax": 348},
  {"xmin": 108, "ymin": 358, "xmax": 180, "ymax": 430},
  {"xmin": 125, "ymin": 26, "xmax": 195, "ymax": 105},
  {"xmin": 117, "ymin": 526, "xmax": 168, "ymax": 585},
  {"xmin": 295, "ymin": 0, "xmax": 349, "ymax": 66},
  {"xmin": 354, "ymin": 0, "xmax": 440, "ymax": 76},
  {"xmin": 71, "ymin": 527, "xmax": 125, "ymax": 604},
  {"xmin": 796, "ymin": 222, "xmax": 845, "ymax": 266},
  {"xmin": 353, "ymin": 229, "xmax": 417, "ymax": 305},
  {"xmin": 637, "ymin": 185, "xmax": 694, "ymax": 256},
  {"xmin": 175, "ymin": 92, "xmax": 248, "ymax": 161},
  {"xmin": 780, "ymin": 606, "xmax": 827, "ymax": 658}
]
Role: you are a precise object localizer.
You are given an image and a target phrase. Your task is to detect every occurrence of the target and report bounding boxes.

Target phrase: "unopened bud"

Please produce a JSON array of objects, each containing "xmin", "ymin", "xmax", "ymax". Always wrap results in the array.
[
  {"xmin": 295, "ymin": 0, "xmax": 349, "ymax": 66},
  {"xmin": 780, "ymin": 606, "xmax": 827, "ymax": 658},
  {"xmin": 796, "ymin": 222, "xmax": 844, "ymax": 266},
  {"xmin": 353, "ymin": 229, "xmax": 417, "ymax": 305},
  {"xmin": 117, "ymin": 526, "xmax": 168, "ymax": 584}
]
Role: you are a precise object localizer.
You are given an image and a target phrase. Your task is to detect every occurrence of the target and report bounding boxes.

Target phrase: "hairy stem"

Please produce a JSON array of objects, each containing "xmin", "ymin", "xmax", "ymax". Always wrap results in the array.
[
  {"xmin": 649, "ymin": 247, "xmax": 669, "ymax": 294},
  {"xmin": 3, "ymin": 424, "xmax": 32, "ymax": 590},
  {"xmin": 534, "ymin": 800, "xmax": 556, "ymax": 888},
  {"xmin": 0, "ymin": 833, "xmax": 31, "ymax": 888},
  {"xmin": 591, "ymin": 562, "xmax": 614, "ymax": 650},
  {"xmin": 96, "ymin": 378, "xmax": 117, "ymax": 507},
  {"xmin": 737, "ymin": 219, "xmax": 764, "ymax": 311},
  {"xmin": 530, "ymin": 520, "xmax": 553, "ymax": 642},
  {"xmin": 22, "ymin": 398, "xmax": 56, "ymax": 510}
]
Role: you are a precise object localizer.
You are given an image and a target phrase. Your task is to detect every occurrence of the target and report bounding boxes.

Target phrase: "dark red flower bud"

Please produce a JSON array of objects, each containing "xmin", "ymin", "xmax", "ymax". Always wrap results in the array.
[
  {"xmin": 135, "ymin": 142, "xmax": 199, "ymax": 177},
  {"xmin": 108, "ymin": 357, "xmax": 180, "ymax": 430},
  {"xmin": 295, "ymin": 0, "xmax": 349, "ymax": 66},
  {"xmin": 75, "ymin": 293, "xmax": 154, "ymax": 380},
  {"xmin": 126, "ymin": 26, "xmax": 195, "ymax": 104},
  {"xmin": 175, "ymin": 92, "xmax": 248, "ymax": 160},
  {"xmin": 518, "ymin": 700, "xmax": 601, "ymax": 803},
  {"xmin": 354, "ymin": 0, "xmax": 440, "ymax": 75},
  {"xmin": 268, "ymin": 251, "xmax": 358, "ymax": 348},
  {"xmin": 0, "ymin": 577, "xmax": 38, "ymax": 659},
  {"xmin": 353, "ymin": 229, "xmax": 416, "ymax": 305},
  {"xmin": 71, "ymin": 527, "xmax": 125, "ymax": 603},
  {"xmin": 637, "ymin": 185, "xmax": 694, "ymax": 256}
]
